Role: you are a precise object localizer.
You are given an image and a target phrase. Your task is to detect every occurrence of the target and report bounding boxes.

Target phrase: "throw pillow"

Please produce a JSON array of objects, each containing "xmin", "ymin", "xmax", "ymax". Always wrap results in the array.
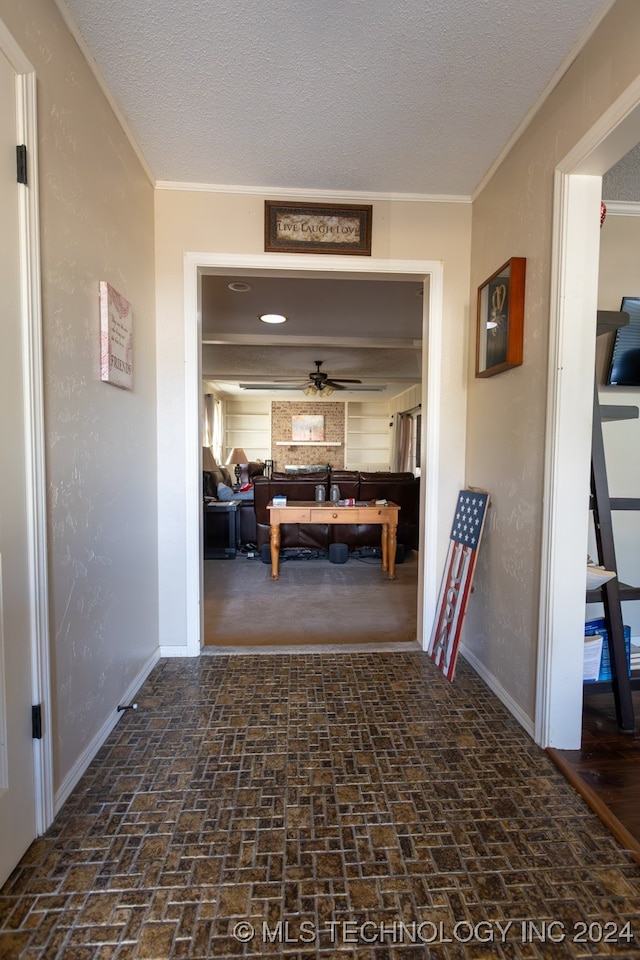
[{"xmin": 203, "ymin": 471, "xmax": 218, "ymax": 500}]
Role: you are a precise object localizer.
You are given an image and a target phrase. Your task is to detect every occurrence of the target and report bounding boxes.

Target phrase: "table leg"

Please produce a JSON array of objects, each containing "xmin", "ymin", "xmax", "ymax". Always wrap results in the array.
[
  {"xmin": 388, "ymin": 522, "xmax": 397, "ymax": 580},
  {"xmin": 270, "ymin": 523, "xmax": 280, "ymax": 580},
  {"xmin": 381, "ymin": 523, "xmax": 388, "ymax": 572}
]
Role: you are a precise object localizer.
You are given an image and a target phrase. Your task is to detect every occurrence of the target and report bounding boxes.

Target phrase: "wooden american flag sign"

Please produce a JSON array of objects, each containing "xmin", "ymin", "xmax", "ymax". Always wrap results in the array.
[{"xmin": 428, "ymin": 488, "xmax": 490, "ymax": 680}]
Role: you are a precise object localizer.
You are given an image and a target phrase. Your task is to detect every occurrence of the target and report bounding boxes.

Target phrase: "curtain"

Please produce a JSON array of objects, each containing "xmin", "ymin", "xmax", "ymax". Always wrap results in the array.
[
  {"xmin": 203, "ymin": 394, "xmax": 214, "ymax": 448},
  {"xmin": 202, "ymin": 393, "xmax": 224, "ymax": 462},
  {"xmin": 211, "ymin": 398, "xmax": 223, "ymax": 462},
  {"xmin": 392, "ymin": 412, "xmax": 412, "ymax": 472}
]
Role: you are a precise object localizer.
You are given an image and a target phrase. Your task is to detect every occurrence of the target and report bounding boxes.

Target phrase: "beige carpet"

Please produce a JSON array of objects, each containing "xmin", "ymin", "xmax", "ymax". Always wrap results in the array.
[{"xmin": 204, "ymin": 550, "xmax": 418, "ymax": 646}]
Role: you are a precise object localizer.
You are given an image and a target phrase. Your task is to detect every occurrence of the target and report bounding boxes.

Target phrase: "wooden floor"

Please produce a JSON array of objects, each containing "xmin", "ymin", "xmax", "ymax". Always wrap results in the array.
[{"xmin": 548, "ymin": 686, "xmax": 640, "ymax": 862}]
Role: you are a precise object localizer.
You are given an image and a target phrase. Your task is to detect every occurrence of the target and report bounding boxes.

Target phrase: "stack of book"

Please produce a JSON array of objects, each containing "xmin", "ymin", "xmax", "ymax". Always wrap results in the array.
[{"xmin": 631, "ymin": 639, "xmax": 640, "ymax": 673}]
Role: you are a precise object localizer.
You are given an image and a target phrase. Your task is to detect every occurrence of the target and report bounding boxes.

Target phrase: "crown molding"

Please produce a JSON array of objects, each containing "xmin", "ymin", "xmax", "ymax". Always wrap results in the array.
[
  {"xmin": 603, "ymin": 200, "xmax": 640, "ymax": 217},
  {"xmin": 155, "ymin": 180, "xmax": 471, "ymax": 204}
]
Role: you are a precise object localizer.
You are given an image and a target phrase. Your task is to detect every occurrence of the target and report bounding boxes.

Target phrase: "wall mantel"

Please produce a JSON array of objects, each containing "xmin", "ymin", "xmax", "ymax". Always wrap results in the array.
[{"xmin": 275, "ymin": 441, "xmax": 341, "ymax": 446}]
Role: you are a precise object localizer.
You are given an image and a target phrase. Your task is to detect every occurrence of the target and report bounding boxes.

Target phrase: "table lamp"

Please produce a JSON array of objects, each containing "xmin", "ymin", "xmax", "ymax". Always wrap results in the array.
[{"xmin": 225, "ymin": 447, "xmax": 248, "ymax": 486}]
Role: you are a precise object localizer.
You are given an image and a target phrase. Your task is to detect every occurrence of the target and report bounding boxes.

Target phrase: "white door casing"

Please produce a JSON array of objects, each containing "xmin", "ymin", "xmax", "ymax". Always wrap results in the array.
[
  {"xmin": 182, "ymin": 253, "xmax": 445, "ymax": 657},
  {"xmin": 0, "ymin": 20, "xmax": 52, "ymax": 886}
]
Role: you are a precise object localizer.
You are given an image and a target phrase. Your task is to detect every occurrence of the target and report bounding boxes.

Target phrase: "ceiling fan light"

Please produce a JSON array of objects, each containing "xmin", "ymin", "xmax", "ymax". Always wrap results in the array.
[
  {"xmin": 323, "ymin": 386, "xmax": 333, "ymax": 397},
  {"xmin": 259, "ymin": 313, "xmax": 287, "ymax": 324},
  {"xmin": 303, "ymin": 384, "xmax": 317, "ymax": 396}
]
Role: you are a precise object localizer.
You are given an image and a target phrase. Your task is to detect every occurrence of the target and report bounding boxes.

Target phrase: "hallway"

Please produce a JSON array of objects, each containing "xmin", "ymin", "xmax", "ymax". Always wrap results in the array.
[{"xmin": 1, "ymin": 652, "xmax": 639, "ymax": 958}]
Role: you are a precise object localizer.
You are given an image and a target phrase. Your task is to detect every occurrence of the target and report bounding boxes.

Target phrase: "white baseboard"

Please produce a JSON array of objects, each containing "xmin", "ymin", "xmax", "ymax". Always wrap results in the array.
[
  {"xmin": 159, "ymin": 644, "xmax": 198, "ymax": 657},
  {"xmin": 54, "ymin": 648, "xmax": 161, "ymax": 814},
  {"xmin": 459, "ymin": 643, "xmax": 536, "ymax": 740}
]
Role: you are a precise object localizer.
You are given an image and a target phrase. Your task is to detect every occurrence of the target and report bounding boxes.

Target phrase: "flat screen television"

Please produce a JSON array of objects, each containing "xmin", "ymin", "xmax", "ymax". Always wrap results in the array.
[{"xmin": 607, "ymin": 296, "xmax": 640, "ymax": 386}]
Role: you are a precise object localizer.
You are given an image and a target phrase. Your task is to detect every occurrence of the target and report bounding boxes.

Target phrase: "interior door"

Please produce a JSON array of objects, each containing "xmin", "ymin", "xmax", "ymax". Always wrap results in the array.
[{"xmin": 0, "ymin": 45, "xmax": 37, "ymax": 886}]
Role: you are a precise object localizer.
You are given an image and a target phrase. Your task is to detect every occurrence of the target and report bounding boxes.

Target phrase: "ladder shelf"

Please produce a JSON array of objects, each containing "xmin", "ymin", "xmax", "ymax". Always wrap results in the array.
[{"xmin": 585, "ymin": 310, "xmax": 638, "ymax": 731}]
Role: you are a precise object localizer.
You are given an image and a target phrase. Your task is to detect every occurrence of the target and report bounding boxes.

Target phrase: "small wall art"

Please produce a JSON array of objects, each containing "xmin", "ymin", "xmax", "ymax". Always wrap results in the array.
[
  {"xmin": 100, "ymin": 281, "xmax": 133, "ymax": 390},
  {"xmin": 476, "ymin": 257, "xmax": 526, "ymax": 377}
]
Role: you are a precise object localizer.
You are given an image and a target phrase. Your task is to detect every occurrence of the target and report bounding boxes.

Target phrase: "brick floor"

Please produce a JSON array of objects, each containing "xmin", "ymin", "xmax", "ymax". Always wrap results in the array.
[{"xmin": 1, "ymin": 653, "xmax": 639, "ymax": 958}]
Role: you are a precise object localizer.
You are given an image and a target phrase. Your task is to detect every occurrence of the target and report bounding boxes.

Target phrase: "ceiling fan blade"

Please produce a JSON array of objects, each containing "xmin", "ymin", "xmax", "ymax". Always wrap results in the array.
[
  {"xmin": 239, "ymin": 383, "xmax": 305, "ymax": 390},
  {"xmin": 325, "ymin": 378, "xmax": 362, "ymax": 385},
  {"xmin": 238, "ymin": 382, "xmax": 386, "ymax": 392}
]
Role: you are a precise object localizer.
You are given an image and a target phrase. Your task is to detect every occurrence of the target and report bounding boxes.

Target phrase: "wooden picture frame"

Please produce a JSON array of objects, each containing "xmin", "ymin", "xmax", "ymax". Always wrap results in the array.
[
  {"xmin": 265, "ymin": 200, "xmax": 372, "ymax": 255},
  {"xmin": 475, "ymin": 257, "xmax": 526, "ymax": 377}
]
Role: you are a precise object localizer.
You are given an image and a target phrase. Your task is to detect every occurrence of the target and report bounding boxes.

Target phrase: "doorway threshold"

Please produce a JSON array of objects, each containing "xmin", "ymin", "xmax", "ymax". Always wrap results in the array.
[{"xmin": 201, "ymin": 641, "xmax": 422, "ymax": 656}]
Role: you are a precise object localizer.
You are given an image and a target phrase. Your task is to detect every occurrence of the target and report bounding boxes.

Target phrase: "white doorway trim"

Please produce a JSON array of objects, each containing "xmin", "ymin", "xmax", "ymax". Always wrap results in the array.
[
  {"xmin": 183, "ymin": 252, "xmax": 444, "ymax": 657},
  {"xmin": 537, "ymin": 76, "xmax": 640, "ymax": 749},
  {"xmin": 0, "ymin": 20, "xmax": 53, "ymax": 831}
]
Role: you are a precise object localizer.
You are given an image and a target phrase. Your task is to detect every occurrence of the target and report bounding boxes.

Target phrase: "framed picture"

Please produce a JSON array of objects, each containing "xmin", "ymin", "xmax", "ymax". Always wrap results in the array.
[
  {"xmin": 99, "ymin": 281, "xmax": 133, "ymax": 390},
  {"xmin": 475, "ymin": 257, "xmax": 526, "ymax": 377},
  {"xmin": 292, "ymin": 414, "xmax": 324, "ymax": 442},
  {"xmin": 265, "ymin": 200, "xmax": 372, "ymax": 255}
]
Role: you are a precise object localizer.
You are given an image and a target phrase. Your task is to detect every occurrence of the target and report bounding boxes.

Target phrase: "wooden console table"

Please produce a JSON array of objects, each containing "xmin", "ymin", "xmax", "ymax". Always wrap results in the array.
[{"xmin": 266, "ymin": 500, "xmax": 400, "ymax": 580}]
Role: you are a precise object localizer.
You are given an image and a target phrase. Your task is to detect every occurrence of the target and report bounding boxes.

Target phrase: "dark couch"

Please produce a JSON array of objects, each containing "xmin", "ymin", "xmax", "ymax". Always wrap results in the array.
[{"xmin": 253, "ymin": 470, "xmax": 419, "ymax": 553}]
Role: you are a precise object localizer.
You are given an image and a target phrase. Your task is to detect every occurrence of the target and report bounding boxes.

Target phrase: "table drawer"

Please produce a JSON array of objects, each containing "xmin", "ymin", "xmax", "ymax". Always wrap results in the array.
[
  {"xmin": 270, "ymin": 507, "xmax": 312, "ymax": 523},
  {"xmin": 309, "ymin": 507, "xmax": 394, "ymax": 522}
]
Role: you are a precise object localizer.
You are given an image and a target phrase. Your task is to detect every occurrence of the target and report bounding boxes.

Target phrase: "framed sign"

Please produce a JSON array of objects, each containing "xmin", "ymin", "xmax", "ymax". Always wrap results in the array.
[
  {"xmin": 99, "ymin": 281, "xmax": 133, "ymax": 390},
  {"xmin": 265, "ymin": 201, "xmax": 372, "ymax": 255},
  {"xmin": 476, "ymin": 257, "xmax": 526, "ymax": 377}
]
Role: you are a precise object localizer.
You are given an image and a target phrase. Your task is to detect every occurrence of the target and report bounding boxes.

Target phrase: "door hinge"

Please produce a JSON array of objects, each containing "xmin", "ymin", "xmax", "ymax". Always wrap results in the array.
[
  {"xmin": 16, "ymin": 144, "xmax": 27, "ymax": 185},
  {"xmin": 32, "ymin": 704, "xmax": 42, "ymax": 740}
]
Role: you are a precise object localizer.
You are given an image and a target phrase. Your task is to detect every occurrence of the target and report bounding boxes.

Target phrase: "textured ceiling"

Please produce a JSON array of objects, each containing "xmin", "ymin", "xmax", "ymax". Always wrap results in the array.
[
  {"xmin": 603, "ymin": 143, "xmax": 640, "ymax": 202},
  {"xmin": 56, "ymin": 0, "xmax": 636, "ymax": 398},
  {"xmin": 201, "ymin": 276, "xmax": 424, "ymax": 398},
  {"xmin": 201, "ymin": 276, "xmax": 424, "ymax": 341},
  {"xmin": 60, "ymin": 0, "xmax": 610, "ymax": 196}
]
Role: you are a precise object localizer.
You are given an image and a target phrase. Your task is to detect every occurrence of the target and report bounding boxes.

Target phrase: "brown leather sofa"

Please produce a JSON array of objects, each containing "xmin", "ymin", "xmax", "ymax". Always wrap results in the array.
[{"xmin": 253, "ymin": 470, "xmax": 419, "ymax": 553}]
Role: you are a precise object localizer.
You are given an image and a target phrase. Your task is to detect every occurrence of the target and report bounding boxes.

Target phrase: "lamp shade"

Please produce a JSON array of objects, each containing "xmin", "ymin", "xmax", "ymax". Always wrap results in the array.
[
  {"xmin": 202, "ymin": 446, "xmax": 217, "ymax": 471},
  {"xmin": 225, "ymin": 447, "xmax": 247, "ymax": 465}
]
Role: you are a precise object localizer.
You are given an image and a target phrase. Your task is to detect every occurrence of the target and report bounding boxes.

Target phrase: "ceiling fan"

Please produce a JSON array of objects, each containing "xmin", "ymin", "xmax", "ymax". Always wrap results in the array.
[
  {"xmin": 301, "ymin": 360, "xmax": 362, "ymax": 394},
  {"xmin": 239, "ymin": 360, "xmax": 384, "ymax": 393}
]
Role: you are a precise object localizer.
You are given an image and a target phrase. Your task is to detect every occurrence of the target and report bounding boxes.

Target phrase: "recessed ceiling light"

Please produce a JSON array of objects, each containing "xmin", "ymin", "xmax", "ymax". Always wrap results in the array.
[
  {"xmin": 259, "ymin": 313, "xmax": 288, "ymax": 324},
  {"xmin": 228, "ymin": 281, "xmax": 252, "ymax": 292}
]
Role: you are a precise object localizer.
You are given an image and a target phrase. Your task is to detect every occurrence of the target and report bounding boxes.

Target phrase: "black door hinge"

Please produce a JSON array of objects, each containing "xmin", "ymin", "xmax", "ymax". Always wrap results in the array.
[
  {"xmin": 32, "ymin": 704, "xmax": 42, "ymax": 740},
  {"xmin": 16, "ymin": 144, "xmax": 27, "ymax": 185}
]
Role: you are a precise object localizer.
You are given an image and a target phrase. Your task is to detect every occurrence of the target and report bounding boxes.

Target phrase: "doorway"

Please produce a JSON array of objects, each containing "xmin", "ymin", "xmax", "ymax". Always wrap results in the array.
[
  {"xmin": 538, "ymin": 77, "xmax": 640, "ymax": 749},
  {"xmin": 183, "ymin": 253, "xmax": 445, "ymax": 657},
  {"xmin": 200, "ymin": 273, "xmax": 424, "ymax": 648}
]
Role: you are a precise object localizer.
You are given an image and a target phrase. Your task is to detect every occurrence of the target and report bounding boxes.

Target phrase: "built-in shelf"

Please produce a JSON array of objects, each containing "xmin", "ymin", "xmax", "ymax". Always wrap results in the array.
[
  {"xmin": 275, "ymin": 440, "xmax": 341, "ymax": 446},
  {"xmin": 596, "ymin": 310, "xmax": 630, "ymax": 336},
  {"xmin": 600, "ymin": 405, "xmax": 639, "ymax": 422}
]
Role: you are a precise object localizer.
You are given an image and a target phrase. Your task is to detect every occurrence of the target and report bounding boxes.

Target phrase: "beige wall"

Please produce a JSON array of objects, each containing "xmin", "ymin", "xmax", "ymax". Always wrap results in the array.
[
  {"xmin": 0, "ymin": 0, "xmax": 158, "ymax": 798},
  {"xmin": 155, "ymin": 191, "xmax": 472, "ymax": 649},
  {"xmin": 466, "ymin": 0, "xmax": 640, "ymax": 724}
]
